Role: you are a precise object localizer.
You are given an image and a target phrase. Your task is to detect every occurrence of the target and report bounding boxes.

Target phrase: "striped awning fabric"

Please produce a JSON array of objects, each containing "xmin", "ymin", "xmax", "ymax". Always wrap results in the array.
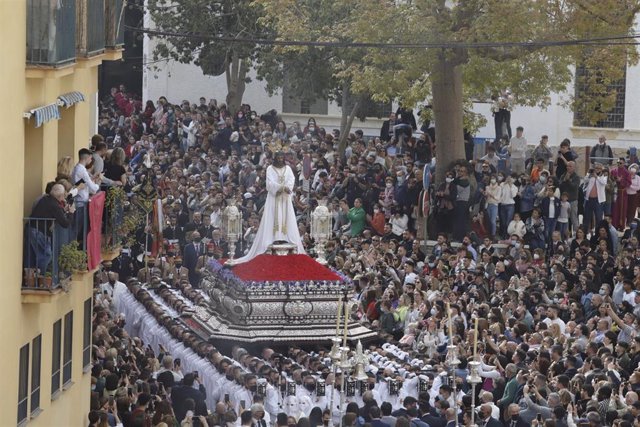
[
  {"xmin": 24, "ymin": 103, "xmax": 61, "ymax": 128},
  {"xmin": 57, "ymin": 91, "xmax": 85, "ymax": 108}
]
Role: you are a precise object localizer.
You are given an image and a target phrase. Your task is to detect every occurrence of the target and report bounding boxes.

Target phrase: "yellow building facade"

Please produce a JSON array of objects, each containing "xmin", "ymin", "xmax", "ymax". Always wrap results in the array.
[{"xmin": 0, "ymin": 1, "xmax": 123, "ymax": 425}]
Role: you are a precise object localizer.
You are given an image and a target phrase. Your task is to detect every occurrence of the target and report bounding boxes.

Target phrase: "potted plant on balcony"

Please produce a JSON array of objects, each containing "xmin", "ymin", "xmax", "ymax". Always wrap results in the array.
[
  {"xmin": 103, "ymin": 188, "xmax": 142, "ymax": 259},
  {"xmin": 23, "ymin": 268, "xmax": 38, "ymax": 288},
  {"xmin": 59, "ymin": 241, "xmax": 88, "ymax": 280},
  {"xmin": 37, "ymin": 272, "xmax": 53, "ymax": 289}
]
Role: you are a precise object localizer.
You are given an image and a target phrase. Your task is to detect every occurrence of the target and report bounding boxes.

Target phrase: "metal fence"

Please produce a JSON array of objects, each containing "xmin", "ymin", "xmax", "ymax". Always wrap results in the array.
[
  {"xmin": 22, "ymin": 210, "xmax": 88, "ymax": 291},
  {"xmin": 105, "ymin": 0, "xmax": 125, "ymax": 48},
  {"xmin": 26, "ymin": 0, "xmax": 77, "ymax": 66},
  {"xmin": 86, "ymin": 0, "xmax": 106, "ymax": 55}
]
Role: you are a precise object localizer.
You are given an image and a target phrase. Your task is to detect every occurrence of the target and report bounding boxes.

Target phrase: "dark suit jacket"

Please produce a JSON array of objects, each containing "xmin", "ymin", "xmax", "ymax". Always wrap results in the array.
[
  {"xmin": 483, "ymin": 417, "xmax": 502, "ymax": 427},
  {"xmin": 164, "ymin": 225, "xmax": 185, "ymax": 244},
  {"xmin": 171, "ymin": 384, "xmax": 207, "ymax": 422},
  {"xmin": 380, "ymin": 120, "xmax": 395, "ymax": 142},
  {"xmin": 370, "ymin": 420, "xmax": 391, "ymax": 427},
  {"xmin": 422, "ymin": 413, "xmax": 446, "ymax": 427},
  {"xmin": 183, "ymin": 242, "xmax": 203, "ymax": 283},
  {"xmin": 502, "ymin": 417, "xmax": 528, "ymax": 427},
  {"xmin": 391, "ymin": 408, "xmax": 408, "ymax": 418}
]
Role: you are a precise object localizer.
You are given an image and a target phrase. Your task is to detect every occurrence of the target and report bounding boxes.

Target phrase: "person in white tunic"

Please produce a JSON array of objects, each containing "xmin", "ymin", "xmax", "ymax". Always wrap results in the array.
[{"xmin": 227, "ymin": 151, "xmax": 305, "ymax": 265}]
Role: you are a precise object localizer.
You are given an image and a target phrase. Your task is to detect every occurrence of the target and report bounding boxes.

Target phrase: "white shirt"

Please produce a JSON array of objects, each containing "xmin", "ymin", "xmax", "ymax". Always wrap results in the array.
[
  {"xmin": 71, "ymin": 163, "xmax": 99, "ymax": 204},
  {"xmin": 499, "ymin": 183, "xmax": 518, "ymax": 205},
  {"xmin": 509, "ymin": 136, "xmax": 528, "ymax": 159},
  {"xmin": 623, "ymin": 291, "xmax": 638, "ymax": 307},
  {"xmin": 583, "ymin": 174, "xmax": 608, "ymax": 203},
  {"xmin": 548, "ymin": 197, "xmax": 556, "ymax": 218}
]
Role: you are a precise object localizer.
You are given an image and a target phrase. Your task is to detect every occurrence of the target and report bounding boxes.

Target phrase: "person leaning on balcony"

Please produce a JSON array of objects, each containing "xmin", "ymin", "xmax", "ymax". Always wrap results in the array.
[{"xmin": 27, "ymin": 184, "xmax": 75, "ymax": 274}]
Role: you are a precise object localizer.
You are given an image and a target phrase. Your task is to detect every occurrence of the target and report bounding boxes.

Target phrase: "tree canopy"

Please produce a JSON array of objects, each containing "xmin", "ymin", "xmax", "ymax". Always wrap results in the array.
[{"xmin": 147, "ymin": 0, "xmax": 270, "ymax": 112}]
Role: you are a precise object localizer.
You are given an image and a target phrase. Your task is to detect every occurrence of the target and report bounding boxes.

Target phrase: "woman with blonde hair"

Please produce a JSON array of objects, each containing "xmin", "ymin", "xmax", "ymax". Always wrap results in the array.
[
  {"xmin": 56, "ymin": 156, "xmax": 73, "ymax": 182},
  {"xmin": 105, "ymin": 147, "xmax": 127, "ymax": 186}
]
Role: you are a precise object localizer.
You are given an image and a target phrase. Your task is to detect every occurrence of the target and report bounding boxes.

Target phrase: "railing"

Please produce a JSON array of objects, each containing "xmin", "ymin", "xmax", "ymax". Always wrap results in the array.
[
  {"xmin": 104, "ymin": 187, "xmax": 125, "ymax": 250},
  {"xmin": 22, "ymin": 210, "xmax": 88, "ymax": 291},
  {"xmin": 26, "ymin": 0, "xmax": 77, "ymax": 66},
  {"xmin": 105, "ymin": 0, "xmax": 125, "ymax": 48},
  {"xmin": 86, "ymin": 0, "xmax": 106, "ymax": 55}
]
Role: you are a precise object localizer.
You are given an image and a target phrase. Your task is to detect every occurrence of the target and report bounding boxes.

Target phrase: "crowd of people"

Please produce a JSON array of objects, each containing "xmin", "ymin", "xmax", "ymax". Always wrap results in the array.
[{"xmin": 80, "ymin": 84, "xmax": 640, "ymax": 427}]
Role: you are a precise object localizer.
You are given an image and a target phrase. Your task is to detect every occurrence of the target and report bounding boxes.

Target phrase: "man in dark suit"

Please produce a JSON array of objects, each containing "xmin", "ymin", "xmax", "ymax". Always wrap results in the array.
[
  {"xmin": 183, "ymin": 231, "xmax": 204, "ymax": 286},
  {"xmin": 369, "ymin": 406, "xmax": 390, "ymax": 427},
  {"xmin": 164, "ymin": 216, "xmax": 185, "ymax": 245},
  {"xmin": 420, "ymin": 399, "xmax": 447, "ymax": 427},
  {"xmin": 505, "ymin": 403, "xmax": 529, "ymax": 427},
  {"xmin": 171, "ymin": 373, "xmax": 208, "ymax": 422},
  {"xmin": 210, "ymin": 228, "xmax": 229, "ymax": 259},
  {"xmin": 477, "ymin": 404, "xmax": 502, "ymax": 427},
  {"xmin": 444, "ymin": 408, "xmax": 457, "ymax": 427},
  {"xmin": 392, "ymin": 396, "xmax": 418, "ymax": 418}
]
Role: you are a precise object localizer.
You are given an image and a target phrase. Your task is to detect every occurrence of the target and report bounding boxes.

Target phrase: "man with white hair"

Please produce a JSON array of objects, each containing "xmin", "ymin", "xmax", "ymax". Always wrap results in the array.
[
  {"xmin": 27, "ymin": 183, "xmax": 75, "ymax": 274},
  {"xmin": 477, "ymin": 391, "xmax": 500, "ymax": 420}
]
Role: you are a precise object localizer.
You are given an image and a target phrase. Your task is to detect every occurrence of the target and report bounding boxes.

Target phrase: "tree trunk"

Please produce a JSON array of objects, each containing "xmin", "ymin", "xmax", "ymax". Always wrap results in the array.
[
  {"xmin": 431, "ymin": 53, "xmax": 466, "ymax": 184},
  {"xmin": 225, "ymin": 53, "xmax": 248, "ymax": 113},
  {"xmin": 337, "ymin": 84, "xmax": 359, "ymax": 159}
]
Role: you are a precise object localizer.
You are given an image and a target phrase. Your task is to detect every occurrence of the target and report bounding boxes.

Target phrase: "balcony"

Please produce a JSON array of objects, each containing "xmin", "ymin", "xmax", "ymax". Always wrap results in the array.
[
  {"xmin": 105, "ymin": 0, "xmax": 125, "ymax": 48},
  {"xmin": 81, "ymin": 0, "xmax": 106, "ymax": 56},
  {"xmin": 22, "ymin": 213, "xmax": 88, "ymax": 303},
  {"xmin": 26, "ymin": 0, "xmax": 77, "ymax": 67}
]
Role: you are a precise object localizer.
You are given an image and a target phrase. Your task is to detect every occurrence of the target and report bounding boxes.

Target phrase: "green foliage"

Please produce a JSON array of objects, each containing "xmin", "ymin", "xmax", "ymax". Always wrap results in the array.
[
  {"xmin": 147, "ymin": 0, "xmax": 271, "ymax": 109},
  {"xmin": 347, "ymin": 0, "xmax": 639, "ymax": 126},
  {"xmin": 59, "ymin": 241, "xmax": 88, "ymax": 273}
]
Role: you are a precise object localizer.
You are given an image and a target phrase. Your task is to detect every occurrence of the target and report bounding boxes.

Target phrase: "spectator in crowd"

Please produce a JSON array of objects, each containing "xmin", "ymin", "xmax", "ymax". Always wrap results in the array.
[
  {"xmin": 508, "ymin": 126, "xmax": 528, "ymax": 174},
  {"xmin": 83, "ymin": 87, "xmax": 640, "ymax": 427},
  {"xmin": 590, "ymin": 135, "xmax": 614, "ymax": 165}
]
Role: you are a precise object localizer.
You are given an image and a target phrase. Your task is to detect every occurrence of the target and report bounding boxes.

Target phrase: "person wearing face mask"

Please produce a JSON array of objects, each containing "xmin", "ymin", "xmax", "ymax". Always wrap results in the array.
[
  {"xmin": 499, "ymin": 174, "xmax": 518, "ymax": 239},
  {"xmin": 163, "ymin": 256, "xmax": 189, "ymax": 286},
  {"xmin": 484, "ymin": 175, "xmax": 501, "ymax": 238},
  {"xmin": 626, "ymin": 165, "xmax": 640, "ymax": 226},
  {"xmin": 368, "ymin": 204, "xmax": 386, "ymax": 235},
  {"xmin": 506, "ymin": 403, "xmax": 528, "ymax": 427},
  {"xmin": 435, "ymin": 171, "xmax": 457, "ymax": 235},
  {"xmin": 137, "ymin": 257, "xmax": 163, "ymax": 282},
  {"xmin": 453, "ymin": 165, "xmax": 471, "ymax": 241},
  {"xmin": 234, "ymin": 374, "xmax": 258, "ymax": 415}
]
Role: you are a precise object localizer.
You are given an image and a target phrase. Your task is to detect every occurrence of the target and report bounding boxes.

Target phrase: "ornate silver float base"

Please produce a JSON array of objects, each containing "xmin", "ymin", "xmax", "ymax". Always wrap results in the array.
[{"xmin": 192, "ymin": 274, "xmax": 376, "ymax": 344}]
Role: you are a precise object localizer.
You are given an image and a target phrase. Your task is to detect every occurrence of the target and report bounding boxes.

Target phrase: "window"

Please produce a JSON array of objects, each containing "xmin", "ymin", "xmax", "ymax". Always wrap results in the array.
[
  {"xmin": 574, "ymin": 63, "xmax": 626, "ymax": 128},
  {"xmin": 18, "ymin": 343, "xmax": 29, "ymax": 425},
  {"xmin": 63, "ymin": 311, "xmax": 73, "ymax": 385},
  {"xmin": 282, "ymin": 74, "xmax": 328, "ymax": 115},
  {"xmin": 340, "ymin": 94, "xmax": 393, "ymax": 120},
  {"xmin": 83, "ymin": 298, "xmax": 92, "ymax": 370},
  {"xmin": 31, "ymin": 335, "xmax": 41, "ymax": 415},
  {"xmin": 51, "ymin": 319, "xmax": 61, "ymax": 398}
]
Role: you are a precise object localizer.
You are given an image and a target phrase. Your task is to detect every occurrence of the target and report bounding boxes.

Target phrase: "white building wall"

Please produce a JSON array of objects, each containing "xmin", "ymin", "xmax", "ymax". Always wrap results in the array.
[{"xmin": 143, "ymin": 34, "xmax": 640, "ymax": 150}]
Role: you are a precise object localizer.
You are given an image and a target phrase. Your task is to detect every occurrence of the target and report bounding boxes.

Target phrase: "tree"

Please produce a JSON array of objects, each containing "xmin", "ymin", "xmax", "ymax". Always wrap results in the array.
[
  {"xmin": 147, "ymin": 0, "xmax": 270, "ymax": 112},
  {"xmin": 254, "ymin": 0, "xmax": 392, "ymax": 155},
  {"xmin": 346, "ymin": 0, "xmax": 640, "ymax": 182}
]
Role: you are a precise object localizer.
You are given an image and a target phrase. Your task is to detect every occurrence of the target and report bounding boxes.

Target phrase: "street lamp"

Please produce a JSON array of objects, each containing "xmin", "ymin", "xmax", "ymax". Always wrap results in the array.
[{"xmin": 311, "ymin": 200, "xmax": 332, "ymax": 265}]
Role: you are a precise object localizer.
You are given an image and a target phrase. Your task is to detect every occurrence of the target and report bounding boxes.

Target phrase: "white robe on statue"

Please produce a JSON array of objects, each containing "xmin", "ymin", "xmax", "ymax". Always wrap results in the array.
[{"xmin": 228, "ymin": 164, "xmax": 305, "ymax": 265}]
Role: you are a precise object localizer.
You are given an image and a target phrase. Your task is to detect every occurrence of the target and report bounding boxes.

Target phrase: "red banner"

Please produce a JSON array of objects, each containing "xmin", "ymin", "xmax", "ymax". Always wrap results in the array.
[{"xmin": 87, "ymin": 191, "xmax": 105, "ymax": 270}]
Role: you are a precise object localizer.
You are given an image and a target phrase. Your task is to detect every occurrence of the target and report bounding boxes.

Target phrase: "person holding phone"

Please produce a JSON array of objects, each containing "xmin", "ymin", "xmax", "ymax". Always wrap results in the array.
[{"xmin": 170, "ymin": 372, "xmax": 208, "ymax": 422}]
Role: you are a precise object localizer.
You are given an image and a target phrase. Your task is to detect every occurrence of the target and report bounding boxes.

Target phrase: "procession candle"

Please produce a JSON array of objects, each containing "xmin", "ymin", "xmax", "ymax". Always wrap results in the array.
[
  {"xmin": 342, "ymin": 304, "xmax": 350, "ymax": 347},
  {"xmin": 335, "ymin": 295, "xmax": 343, "ymax": 336},
  {"xmin": 447, "ymin": 302, "xmax": 453, "ymax": 339},
  {"xmin": 473, "ymin": 317, "xmax": 479, "ymax": 358}
]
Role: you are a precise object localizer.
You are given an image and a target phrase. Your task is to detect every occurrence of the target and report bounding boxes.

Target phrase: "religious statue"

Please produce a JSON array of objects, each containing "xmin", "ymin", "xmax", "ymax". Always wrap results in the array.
[{"xmin": 226, "ymin": 146, "xmax": 305, "ymax": 265}]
